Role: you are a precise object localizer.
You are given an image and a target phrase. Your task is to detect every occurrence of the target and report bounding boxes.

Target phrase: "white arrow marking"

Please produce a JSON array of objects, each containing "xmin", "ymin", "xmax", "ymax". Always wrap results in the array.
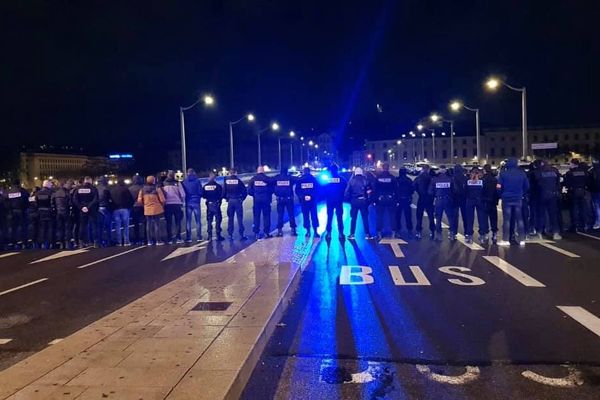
[
  {"xmin": 522, "ymin": 366, "xmax": 583, "ymax": 387},
  {"xmin": 0, "ymin": 252, "xmax": 19, "ymax": 259},
  {"xmin": 0, "ymin": 278, "xmax": 49, "ymax": 297},
  {"xmin": 416, "ymin": 365, "xmax": 480, "ymax": 385},
  {"xmin": 557, "ymin": 306, "xmax": 600, "ymax": 338},
  {"xmin": 161, "ymin": 242, "xmax": 208, "ymax": 262},
  {"xmin": 379, "ymin": 238, "xmax": 407, "ymax": 258},
  {"xmin": 30, "ymin": 248, "xmax": 89, "ymax": 264},
  {"xmin": 0, "ymin": 339, "xmax": 13, "ymax": 345}
]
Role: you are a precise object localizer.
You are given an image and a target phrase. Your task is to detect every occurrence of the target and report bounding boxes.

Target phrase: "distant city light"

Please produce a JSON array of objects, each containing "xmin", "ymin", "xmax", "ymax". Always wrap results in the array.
[
  {"xmin": 430, "ymin": 114, "xmax": 440, "ymax": 122},
  {"xmin": 289, "ymin": 130, "xmax": 295, "ymax": 137},
  {"xmin": 417, "ymin": 124, "xmax": 424, "ymax": 131},
  {"xmin": 109, "ymin": 154, "xmax": 133, "ymax": 159}
]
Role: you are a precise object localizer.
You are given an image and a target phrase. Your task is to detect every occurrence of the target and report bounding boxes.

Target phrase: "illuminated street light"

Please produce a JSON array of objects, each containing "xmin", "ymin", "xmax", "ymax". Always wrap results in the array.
[
  {"xmin": 450, "ymin": 99, "xmax": 481, "ymax": 162},
  {"xmin": 289, "ymin": 130, "xmax": 295, "ymax": 137},
  {"xmin": 396, "ymin": 140, "xmax": 402, "ymax": 145},
  {"xmin": 229, "ymin": 112, "xmax": 256, "ymax": 169},
  {"xmin": 271, "ymin": 122, "xmax": 280, "ymax": 131},
  {"xmin": 308, "ymin": 140, "xmax": 314, "ymax": 146},
  {"xmin": 314, "ymin": 144, "xmax": 319, "ymax": 149},
  {"xmin": 247, "ymin": 113, "xmax": 255, "ymax": 121},
  {"xmin": 257, "ymin": 121, "xmax": 280, "ymax": 166},
  {"xmin": 180, "ymin": 93, "xmax": 216, "ymax": 174},
  {"xmin": 417, "ymin": 124, "xmax": 424, "ymax": 131},
  {"xmin": 430, "ymin": 114, "xmax": 440, "ymax": 123},
  {"xmin": 450, "ymin": 101, "xmax": 461, "ymax": 111},
  {"xmin": 485, "ymin": 78, "xmax": 500, "ymax": 90}
]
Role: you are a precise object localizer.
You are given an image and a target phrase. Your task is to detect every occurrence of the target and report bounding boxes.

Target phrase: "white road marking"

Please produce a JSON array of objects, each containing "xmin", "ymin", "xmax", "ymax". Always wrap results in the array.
[
  {"xmin": 0, "ymin": 339, "xmax": 13, "ymax": 345},
  {"xmin": 535, "ymin": 242, "xmax": 580, "ymax": 258},
  {"xmin": 30, "ymin": 248, "xmax": 89, "ymax": 264},
  {"xmin": 416, "ymin": 365, "xmax": 480, "ymax": 385},
  {"xmin": 340, "ymin": 265, "xmax": 374, "ymax": 285},
  {"xmin": 389, "ymin": 265, "xmax": 431, "ymax": 286},
  {"xmin": 577, "ymin": 231, "xmax": 600, "ymax": 241},
  {"xmin": 378, "ymin": 238, "xmax": 407, "ymax": 258},
  {"xmin": 522, "ymin": 366, "xmax": 583, "ymax": 387},
  {"xmin": 161, "ymin": 241, "xmax": 208, "ymax": 262},
  {"xmin": 48, "ymin": 339, "xmax": 63, "ymax": 345},
  {"xmin": 77, "ymin": 246, "xmax": 147, "ymax": 269},
  {"xmin": 455, "ymin": 233, "xmax": 484, "ymax": 250},
  {"xmin": 0, "ymin": 278, "xmax": 49, "ymax": 297},
  {"xmin": 482, "ymin": 256, "xmax": 545, "ymax": 287},
  {"xmin": 557, "ymin": 306, "xmax": 600, "ymax": 338},
  {"xmin": 0, "ymin": 252, "xmax": 19, "ymax": 259}
]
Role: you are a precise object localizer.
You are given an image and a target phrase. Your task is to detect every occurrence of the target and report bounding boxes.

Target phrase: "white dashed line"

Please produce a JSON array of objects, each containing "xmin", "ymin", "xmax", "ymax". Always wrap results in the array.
[
  {"xmin": 0, "ymin": 278, "xmax": 49, "ymax": 297},
  {"xmin": 0, "ymin": 339, "xmax": 13, "ymax": 345},
  {"xmin": 535, "ymin": 242, "xmax": 580, "ymax": 258},
  {"xmin": 0, "ymin": 252, "xmax": 19, "ymax": 259},
  {"xmin": 577, "ymin": 231, "xmax": 600, "ymax": 241},
  {"xmin": 557, "ymin": 306, "xmax": 600, "ymax": 338},
  {"xmin": 522, "ymin": 366, "xmax": 583, "ymax": 387},
  {"xmin": 77, "ymin": 246, "xmax": 147, "ymax": 269},
  {"xmin": 482, "ymin": 256, "xmax": 545, "ymax": 287},
  {"xmin": 48, "ymin": 339, "xmax": 63, "ymax": 345}
]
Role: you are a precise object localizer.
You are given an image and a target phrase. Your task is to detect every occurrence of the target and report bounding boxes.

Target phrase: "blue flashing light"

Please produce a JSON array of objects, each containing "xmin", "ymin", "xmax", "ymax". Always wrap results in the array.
[{"xmin": 318, "ymin": 171, "xmax": 331, "ymax": 184}]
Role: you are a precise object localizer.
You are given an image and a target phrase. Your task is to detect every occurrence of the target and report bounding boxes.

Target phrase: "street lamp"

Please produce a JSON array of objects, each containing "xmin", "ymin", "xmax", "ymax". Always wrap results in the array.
[
  {"xmin": 179, "ymin": 94, "xmax": 215, "ymax": 175},
  {"xmin": 228, "ymin": 113, "xmax": 255, "ymax": 169},
  {"xmin": 289, "ymin": 131, "xmax": 295, "ymax": 166},
  {"xmin": 257, "ymin": 121, "xmax": 279, "ymax": 167},
  {"xmin": 485, "ymin": 76, "xmax": 528, "ymax": 159},
  {"xmin": 430, "ymin": 114, "xmax": 440, "ymax": 123},
  {"xmin": 450, "ymin": 100, "xmax": 480, "ymax": 163},
  {"xmin": 421, "ymin": 132, "xmax": 426, "ymax": 161},
  {"xmin": 431, "ymin": 131, "xmax": 436, "ymax": 163}
]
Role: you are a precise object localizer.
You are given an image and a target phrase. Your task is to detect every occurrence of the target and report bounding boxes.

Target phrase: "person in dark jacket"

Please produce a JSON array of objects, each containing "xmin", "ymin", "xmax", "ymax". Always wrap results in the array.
[
  {"xmin": 526, "ymin": 160, "xmax": 542, "ymax": 235},
  {"xmin": 344, "ymin": 167, "xmax": 372, "ymax": 240},
  {"xmin": 497, "ymin": 157, "xmax": 530, "ymax": 245},
  {"xmin": 27, "ymin": 187, "xmax": 40, "ymax": 248},
  {"xmin": 110, "ymin": 178, "xmax": 134, "ymax": 246},
  {"xmin": 96, "ymin": 176, "xmax": 112, "ymax": 246},
  {"xmin": 374, "ymin": 163, "xmax": 398, "ymax": 239},
  {"xmin": 590, "ymin": 160, "xmax": 600, "ymax": 230},
  {"xmin": 182, "ymin": 168, "xmax": 203, "ymax": 242},
  {"xmin": 0, "ymin": 188, "xmax": 7, "ymax": 250},
  {"xmin": 223, "ymin": 168, "xmax": 248, "ymax": 240},
  {"xmin": 414, "ymin": 165, "xmax": 435, "ymax": 239},
  {"xmin": 396, "ymin": 168, "xmax": 414, "ymax": 237},
  {"xmin": 564, "ymin": 158, "xmax": 591, "ymax": 232},
  {"xmin": 273, "ymin": 166, "xmax": 297, "ymax": 237},
  {"xmin": 464, "ymin": 167, "xmax": 486, "ymax": 244},
  {"xmin": 35, "ymin": 180, "xmax": 54, "ymax": 249},
  {"xmin": 296, "ymin": 167, "xmax": 320, "ymax": 237},
  {"xmin": 481, "ymin": 164, "xmax": 499, "ymax": 243},
  {"xmin": 129, "ymin": 175, "xmax": 145, "ymax": 244},
  {"xmin": 6, "ymin": 179, "xmax": 29, "ymax": 249},
  {"xmin": 202, "ymin": 171, "xmax": 225, "ymax": 241},
  {"xmin": 52, "ymin": 180, "xmax": 73, "ymax": 249},
  {"xmin": 428, "ymin": 165, "xmax": 454, "ymax": 241},
  {"xmin": 451, "ymin": 164, "xmax": 467, "ymax": 236},
  {"xmin": 248, "ymin": 166, "xmax": 274, "ymax": 239},
  {"xmin": 162, "ymin": 170, "xmax": 186, "ymax": 244},
  {"xmin": 73, "ymin": 176, "xmax": 99, "ymax": 247},
  {"xmin": 325, "ymin": 164, "xmax": 347, "ymax": 240},
  {"xmin": 532, "ymin": 159, "xmax": 561, "ymax": 240}
]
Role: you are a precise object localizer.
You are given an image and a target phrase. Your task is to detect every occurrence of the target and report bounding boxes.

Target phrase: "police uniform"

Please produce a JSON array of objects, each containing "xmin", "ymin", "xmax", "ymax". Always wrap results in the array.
[
  {"xmin": 565, "ymin": 164, "xmax": 591, "ymax": 231},
  {"xmin": 0, "ymin": 190, "xmax": 7, "ymax": 250},
  {"xmin": 429, "ymin": 170, "xmax": 454, "ymax": 239},
  {"xmin": 202, "ymin": 178, "xmax": 224, "ymax": 240},
  {"xmin": 296, "ymin": 171, "xmax": 320, "ymax": 236},
  {"xmin": 395, "ymin": 170, "xmax": 414, "ymax": 235},
  {"xmin": 73, "ymin": 182, "xmax": 99, "ymax": 246},
  {"xmin": 482, "ymin": 169, "xmax": 499, "ymax": 241},
  {"xmin": 6, "ymin": 185, "xmax": 29, "ymax": 247},
  {"xmin": 533, "ymin": 164, "xmax": 561, "ymax": 237},
  {"xmin": 374, "ymin": 170, "xmax": 398, "ymax": 236},
  {"xmin": 344, "ymin": 172, "xmax": 371, "ymax": 238},
  {"xmin": 223, "ymin": 174, "xmax": 247, "ymax": 239},
  {"xmin": 464, "ymin": 174, "xmax": 487, "ymax": 242},
  {"xmin": 325, "ymin": 170, "xmax": 346, "ymax": 238},
  {"xmin": 248, "ymin": 173, "xmax": 273, "ymax": 237},
  {"xmin": 451, "ymin": 165, "xmax": 467, "ymax": 235},
  {"xmin": 273, "ymin": 172, "xmax": 297, "ymax": 235},
  {"xmin": 35, "ymin": 187, "xmax": 54, "ymax": 248},
  {"xmin": 52, "ymin": 185, "xmax": 72, "ymax": 248},
  {"xmin": 27, "ymin": 189, "xmax": 40, "ymax": 247},
  {"xmin": 414, "ymin": 170, "xmax": 435, "ymax": 239}
]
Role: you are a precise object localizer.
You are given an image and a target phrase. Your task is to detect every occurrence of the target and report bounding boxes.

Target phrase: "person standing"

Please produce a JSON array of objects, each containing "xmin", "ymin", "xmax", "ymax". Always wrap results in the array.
[
  {"xmin": 590, "ymin": 160, "xmax": 600, "ymax": 230},
  {"xmin": 73, "ymin": 176, "xmax": 99, "ymax": 247},
  {"xmin": 296, "ymin": 167, "xmax": 320, "ymax": 237},
  {"xmin": 429, "ymin": 165, "xmax": 454, "ymax": 241},
  {"xmin": 35, "ymin": 180, "xmax": 54, "ymax": 249},
  {"xmin": 138, "ymin": 175, "xmax": 166, "ymax": 245},
  {"xmin": 532, "ymin": 159, "xmax": 562, "ymax": 240},
  {"xmin": 52, "ymin": 180, "xmax": 73, "ymax": 249},
  {"xmin": 6, "ymin": 179, "xmax": 29, "ymax": 249},
  {"xmin": 96, "ymin": 176, "xmax": 112, "ymax": 246},
  {"xmin": 273, "ymin": 166, "xmax": 297, "ymax": 237},
  {"xmin": 27, "ymin": 187, "xmax": 40, "ymax": 248},
  {"xmin": 414, "ymin": 165, "xmax": 435, "ymax": 240},
  {"xmin": 481, "ymin": 164, "xmax": 499, "ymax": 243},
  {"xmin": 564, "ymin": 159, "xmax": 591, "ymax": 232},
  {"xmin": 497, "ymin": 158, "xmax": 530, "ymax": 246},
  {"xmin": 451, "ymin": 164, "xmax": 467, "ymax": 238},
  {"xmin": 182, "ymin": 169, "xmax": 203, "ymax": 243},
  {"xmin": 374, "ymin": 163, "xmax": 398, "ymax": 239},
  {"xmin": 0, "ymin": 188, "xmax": 7, "ymax": 250},
  {"xmin": 395, "ymin": 167, "xmax": 414, "ymax": 238},
  {"xmin": 464, "ymin": 167, "xmax": 487, "ymax": 244},
  {"xmin": 325, "ymin": 164, "xmax": 346, "ymax": 240},
  {"xmin": 248, "ymin": 166, "xmax": 274, "ymax": 239},
  {"xmin": 344, "ymin": 167, "xmax": 372, "ymax": 240},
  {"xmin": 202, "ymin": 171, "xmax": 225, "ymax": 241},
  {"xmin": 129, "ymin": 175, "xmax": 145, "ymax": 245},
  {"xmin": 223, "ymin": 168, "xmax": 248, "ymax": 240},
  {"xmin": 162, "ymin": 170, "xmax": 186, "ymax": 244},
  {"xmin": 110, "ymin": 178, "xmax": 134, "ymax": 246}
]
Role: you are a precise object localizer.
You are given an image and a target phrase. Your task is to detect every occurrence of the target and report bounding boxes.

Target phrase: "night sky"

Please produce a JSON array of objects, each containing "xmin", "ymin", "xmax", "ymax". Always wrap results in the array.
[{"xmin": 2, "ymin": 1, "xmax": 598, "ymax": 171}]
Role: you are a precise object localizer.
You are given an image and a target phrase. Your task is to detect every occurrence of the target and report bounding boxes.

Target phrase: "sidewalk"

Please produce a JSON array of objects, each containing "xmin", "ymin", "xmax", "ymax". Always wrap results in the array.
[{"xmin": 0, "ymin": 235, "xmax": 317, "ymax": 400}]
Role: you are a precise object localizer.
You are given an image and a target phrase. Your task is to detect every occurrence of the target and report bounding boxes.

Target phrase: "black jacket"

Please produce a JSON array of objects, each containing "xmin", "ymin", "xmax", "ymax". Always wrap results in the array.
[
  {"xmin": 6, "ymin": 186, "xmax": 29, "ymax": 211},
  {"xmin": 396, "ymin": 173, "xmax": 414, "ymax": 201},
  {"xmin": 273, "ymin": 173, "xmax": 295, "ymax": 198},
  {"xmin": 73, "ymin": 183, "xmax": 99, "ymax": 212},
  {"xmin": 248, "ymin": 173, "xmax": 273, "ymax": 203},
  {"xmin": 223, "ymin": 175, "xmax": 247, "ymax": 201},
  {"xmin": 344, "ymin": 174, "xmax": 370, "ymax": 202},
  {"xmin": 110, "ymin": 183, "xmax": 135, "ymax": 210},
  {"xmin": 325, "ymin": 173, "xmax": 347, "ymax": 204},
  {"xmin": 202, "ymin": 180, "xmax": 223, "ymax": 203},
  {"xmin": 296, "ymin": 173, "xmax": 319, "ymax": 203}
]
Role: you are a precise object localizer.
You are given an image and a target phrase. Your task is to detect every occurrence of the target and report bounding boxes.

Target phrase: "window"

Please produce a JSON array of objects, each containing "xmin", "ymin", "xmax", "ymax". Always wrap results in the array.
[
  {"xmin": 442, "ymin": 150, "xmax": 447, "ymax": 159},
  {"xmin": 574, "ymin": 133, "xmax": 579, "ymax": 140},
  {"xmin": 511, "ymin": 147, "xmax": 516, "ymax": 156},
  {"xmin": 473, "ymin": 148, "xmax": 477, "ymax": 156},
  {"xmin": 491, "ymin": 148, "xmax": 496, "ymax": 157},
  {"xmin": 500, "ymin": 148, "xmax": 506, "ymax": 157},
  {"xmin": 462, "ymin": 149, "xmax": 467, "ymax": 157},
  {"xmin": 585, "ymin": 133, "xmax": 590, "ymax": 140}
]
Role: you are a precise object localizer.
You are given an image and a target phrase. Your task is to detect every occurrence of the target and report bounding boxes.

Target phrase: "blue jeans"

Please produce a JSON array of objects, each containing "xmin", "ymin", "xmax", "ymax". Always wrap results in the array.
[
  {"xmin": 502, "ymin": 201, "xmax": 525, "ymax": 241},
  {"xmin": 97, "ymin": 207, "xmax": 112, "ymax": 244},
  {"xmin": 146, "ymin": 214, "xmax": 162, "ymax": 244},
  {"xmin": 185, "ymin": 203, "xmax": 202, "ymax": 241},
  {"xmin": 113, "ymin": 208, "xmax": 131, "ymax": 245}
]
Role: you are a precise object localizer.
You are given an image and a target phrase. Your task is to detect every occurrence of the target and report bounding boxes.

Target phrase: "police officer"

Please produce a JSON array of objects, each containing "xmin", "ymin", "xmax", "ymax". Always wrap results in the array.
[
  {"xmin": 96, "ymin": 176, "xmax": 112, "ymax": 246},
  {"xmin": 414, "ymin": 165, "xmax": 435, "ymax": 240},
  {"xmin": 395, "ymin": 167, "xmax": 414, "ymax": 238},
  {"xmin": 464, "ymin": 167, "xmax": 487, "ymax": 244},
  {"xmin": 273, "ymin": 166, "xmax": 297, "ymax": 237},
  {"xmin": 223, "ymin": 168, "xmax": 248, "ymax": 240},
  {"xmin": 6, "ymin": 180, "xmax": 29, "ymax": 249},
  {"xmin": 428, "ymin": 165, "xmax": 454, "ymax": 241},
  {"xmin": 36, "ymin": 180, "xmax": 54, "ymax": 249},
  {"xmin": 202, "ymin": 171, "xmax": 225, "ymax": 241},
  {"xmin": 451, "ymin": 164, "xmax": 467, "ymax": 237},
  {"xmin": 533, "ymin": 159, "xmax": 562, "ymax": 240},
  {"xmin": 296, "ymin": 167, "xmax": 320, "ymax": 237},
  {"xmin": 248, "ymin": 166, "xmax": 274, "ymax": 239},
  {"xmin": 70, "ymin": 178, "xmax": 82, "ymax": 247},
  {"xmin": 344, "ymin": 167, "xmax": 372, "ymax": 240},
  {"xmin": 565, "ymin": 158, "xmax": 591, "ymax": 232},
  {"xmin": 374, "ymin": 163, "xmax": 398, "ymax": 239},
  {"xmin": 52, "ymin": 179, "xmax": 73, "ymax": 249},
  {"xmin": 27, "ymin": 186, "xmax": 40, "ymax": 248},
  {"xmin": 325, "ymin": 164, "xmax": 346, "ymax": 240},
  {"xmin": 481, "ymin": 164, "xmax": 499, "ymax": 243},
  {"xmin": 590, "ymin": 160, "xmax": 600, "ymax": 230},
  {"xmin": 73, "ymin": 176, "xmax": 99, "ymax": 247}
]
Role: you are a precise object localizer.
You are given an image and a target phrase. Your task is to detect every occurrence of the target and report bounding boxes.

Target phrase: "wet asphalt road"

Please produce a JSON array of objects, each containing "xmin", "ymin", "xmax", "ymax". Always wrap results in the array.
[{"xmin": 243, "ymin": 204, "xmax": 600, "ymax": 399}]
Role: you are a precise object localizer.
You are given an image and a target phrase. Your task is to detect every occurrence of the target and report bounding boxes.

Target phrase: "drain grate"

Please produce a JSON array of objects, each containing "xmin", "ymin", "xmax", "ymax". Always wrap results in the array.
[{"xmin": 191, "ymin": 301, "xmax": 233, "ymax": 311}]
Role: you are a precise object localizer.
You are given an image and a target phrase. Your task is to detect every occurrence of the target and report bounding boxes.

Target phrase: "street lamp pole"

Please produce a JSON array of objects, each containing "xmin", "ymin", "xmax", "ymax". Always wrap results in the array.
[
  {"xmin": 431, "ymin": 130, "xmax": 436, "ymax": 163},
  {"xmin": 228, "ymin": 114, "xmax": 255, "ymax": 170},
  {"xmin": 179, "ymin": 94, "xmax": 214, "ymax": 175}
]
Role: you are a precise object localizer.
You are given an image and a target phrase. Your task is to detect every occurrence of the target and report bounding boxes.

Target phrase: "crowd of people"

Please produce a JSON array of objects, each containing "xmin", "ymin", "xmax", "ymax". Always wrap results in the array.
[{"xmin": 1, "ymin": 158, "xmax": 599, "ymax": 251}]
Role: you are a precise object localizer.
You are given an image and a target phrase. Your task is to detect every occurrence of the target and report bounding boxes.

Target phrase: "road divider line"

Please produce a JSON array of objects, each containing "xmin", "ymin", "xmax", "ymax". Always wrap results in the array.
[
  {"xmin": 535, "ymin": 242, "xmax": 580, "ymax": 258},
  {"xmin": 482, "ymin": 256, "xmax": 545, "ymax": 287},
  {"xmin": 77, "ymin": 246, "xmax": 146, "ymax": 269},
  {"xmin": 30, "ymin": 248, "xmax": 90, "ymax": 264},
  {"xmin": 557, "ymin": 306, "xmax": 600, "ymax": 338},
  {"xmin": 577, "ymin": 231, "xmax": 600, "ymax": 241},
  {"xmin": 0, "ymin": 339, "xmax": 13, "ymax": 345},
  {"xmin": 0, "ymin": 278, "xmax": 49, "ymax": 297},
  {"xmin": 161, "ymin": 241, "xmax": 208, "ymax": 262},
  {"xmin": 0, "ymin": 252, "xmax": 19, "ymax": 259}
]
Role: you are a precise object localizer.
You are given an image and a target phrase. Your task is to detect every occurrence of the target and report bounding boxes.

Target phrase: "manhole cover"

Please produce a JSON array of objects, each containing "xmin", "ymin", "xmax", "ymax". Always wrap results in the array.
[{"xmin": 191, "ymin": 302, "xmax": 232, "ymax": 311}]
